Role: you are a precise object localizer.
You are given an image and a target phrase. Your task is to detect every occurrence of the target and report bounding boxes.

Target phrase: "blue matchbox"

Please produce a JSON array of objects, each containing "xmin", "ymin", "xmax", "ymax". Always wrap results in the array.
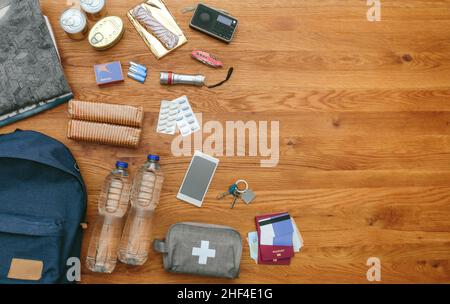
[{"xmin": 94, "ymin": 61, "xmax": 124, "ymax": 85}]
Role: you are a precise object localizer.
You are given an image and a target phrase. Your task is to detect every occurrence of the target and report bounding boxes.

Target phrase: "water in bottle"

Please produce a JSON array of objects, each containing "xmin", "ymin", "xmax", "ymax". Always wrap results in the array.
[
  {"xmin": 86, "ymin": 161, "xmax": 131, "ymax": 273},
  {"xmin": 118, "ymin": 155, "xmax": 164, "ymax": 265}
]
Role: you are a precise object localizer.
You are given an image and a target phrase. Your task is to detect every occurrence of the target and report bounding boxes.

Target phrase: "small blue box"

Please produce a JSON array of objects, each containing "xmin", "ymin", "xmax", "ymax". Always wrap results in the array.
[{"xmin": 94, "ymin": 61, "xmax": 124, "ymax": 85}]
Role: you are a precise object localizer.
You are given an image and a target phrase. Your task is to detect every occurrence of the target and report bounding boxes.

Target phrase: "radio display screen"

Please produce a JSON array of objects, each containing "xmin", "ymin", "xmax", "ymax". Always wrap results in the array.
[{"xmin": 217, "ymin": 15, "xmax": 232, "ymax": 26}]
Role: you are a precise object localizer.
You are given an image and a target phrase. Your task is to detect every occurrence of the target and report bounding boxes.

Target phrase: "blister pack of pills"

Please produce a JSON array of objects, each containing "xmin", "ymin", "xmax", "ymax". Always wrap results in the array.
[
  {"xmin": 156, "ymin": 100, "xmax": 179, "ymax": 135},
  {"xmin": 156, "ymin": 96, "xmax": 200, "ymax": 137},
  {"xmin": 173, "ymin": 96, "xmax": 201, "ymax": 136}
]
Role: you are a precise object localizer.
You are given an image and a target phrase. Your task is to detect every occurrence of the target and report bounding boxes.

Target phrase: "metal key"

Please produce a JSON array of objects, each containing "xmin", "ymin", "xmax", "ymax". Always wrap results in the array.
[
  {"xmin": 230, "ymin": 180, "xmax": 248, "ymax": 209},
  {"xmin": 230, "ymin": 190, "xmax": 240, "ymax": 209},
  {"xmin": 217, "ymin": 184, "xmax": 237, "ymax": 199}
]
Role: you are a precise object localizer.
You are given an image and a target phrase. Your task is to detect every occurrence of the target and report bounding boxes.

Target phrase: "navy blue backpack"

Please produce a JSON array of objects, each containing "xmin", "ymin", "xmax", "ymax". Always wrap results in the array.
[{"xmin": 0, "ymin": 130, "xmax": 87, "ymax": 283}]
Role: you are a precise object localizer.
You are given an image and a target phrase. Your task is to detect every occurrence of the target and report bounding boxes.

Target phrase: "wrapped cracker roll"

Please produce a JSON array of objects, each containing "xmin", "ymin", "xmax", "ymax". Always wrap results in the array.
[
  {"xmin": 68, "ymin": 99, "xmax": 144, "ymax": 128},
  {"xmin": 68, "ymin": 120, "xmax": 142, "ymax": 148}
]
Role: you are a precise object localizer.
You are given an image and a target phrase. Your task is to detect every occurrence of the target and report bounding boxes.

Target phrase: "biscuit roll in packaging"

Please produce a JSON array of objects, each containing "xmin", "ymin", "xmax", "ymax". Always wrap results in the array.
[
  {"xmin": 68, "ymin": 99, "xmax": 144, "ymax": 128},
  {"xmin": 68, "ymin": 120, "xmax": 142, "ymax": 149}
]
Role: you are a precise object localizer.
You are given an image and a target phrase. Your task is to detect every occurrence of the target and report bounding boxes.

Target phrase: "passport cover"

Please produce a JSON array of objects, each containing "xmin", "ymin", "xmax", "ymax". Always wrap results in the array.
[{"xmin": 257, "ymin": 245, "xmax": 291, "ymax": 265}]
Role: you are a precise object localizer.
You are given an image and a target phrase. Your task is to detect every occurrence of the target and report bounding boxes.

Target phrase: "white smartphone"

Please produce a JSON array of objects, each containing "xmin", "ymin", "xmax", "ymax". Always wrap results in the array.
[{"xmin": 177, "ymin": 151, "xmax": 219, "ymax": 207}]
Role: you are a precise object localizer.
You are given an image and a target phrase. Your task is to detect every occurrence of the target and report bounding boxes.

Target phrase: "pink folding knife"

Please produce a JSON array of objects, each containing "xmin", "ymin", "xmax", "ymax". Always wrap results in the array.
[{"xmin": 191, "ymin": 50, "xmax": 224, "ymax": 68}]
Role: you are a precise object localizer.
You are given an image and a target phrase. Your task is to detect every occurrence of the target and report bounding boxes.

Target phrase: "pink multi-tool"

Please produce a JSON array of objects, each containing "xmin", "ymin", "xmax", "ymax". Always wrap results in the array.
[{"xmin": 191, "ymin": 50, "xmax": 224, "ymax": 68}]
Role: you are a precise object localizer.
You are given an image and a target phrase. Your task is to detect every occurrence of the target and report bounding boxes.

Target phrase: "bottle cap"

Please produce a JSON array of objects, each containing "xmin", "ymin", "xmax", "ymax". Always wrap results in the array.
[
  {"xmin": 147, "ymin": 155, "xmax": 160, "ymax": 161},
  {"xmin": 116, "ymin": 161, "xmax": 128, "ymax": 169}
]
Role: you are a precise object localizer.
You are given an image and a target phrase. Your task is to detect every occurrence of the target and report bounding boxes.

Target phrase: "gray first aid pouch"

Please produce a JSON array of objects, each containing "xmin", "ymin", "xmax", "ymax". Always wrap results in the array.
[{"xmin": 153, "ymin": 222, "xmax": 242, "ymax": 279}]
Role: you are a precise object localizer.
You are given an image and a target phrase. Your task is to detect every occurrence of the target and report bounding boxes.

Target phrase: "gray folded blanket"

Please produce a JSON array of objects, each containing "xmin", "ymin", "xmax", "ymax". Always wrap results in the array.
[{"xmin": 0, "ymin": 0, "xmax": 72, "ymax": 127}]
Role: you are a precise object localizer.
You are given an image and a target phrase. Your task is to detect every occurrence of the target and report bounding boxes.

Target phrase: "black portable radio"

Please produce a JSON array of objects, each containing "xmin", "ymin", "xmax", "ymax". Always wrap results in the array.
[{"xmin": 189, "ymin": 4, "xmax": 238, "ymax": 43}]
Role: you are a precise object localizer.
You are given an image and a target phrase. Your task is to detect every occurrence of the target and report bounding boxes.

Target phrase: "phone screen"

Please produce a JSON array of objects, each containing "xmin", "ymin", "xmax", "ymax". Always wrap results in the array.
[{"xmin": 179, "ymin": 156, "xmax": 218, "ymax": 202}]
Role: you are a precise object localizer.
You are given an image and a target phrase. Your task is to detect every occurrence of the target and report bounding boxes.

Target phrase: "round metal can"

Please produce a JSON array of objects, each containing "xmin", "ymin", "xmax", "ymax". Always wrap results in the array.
[
  {"xmin": 60, "ymin": 8, "xmax": 88, "ymax": 40},
  {"xmin": 88, "ymin": 16, "xmax": 124, "ymax": 51},
  {"xmin": 80, "ymin": 0, "xmax": 107, "ymax": 21}
]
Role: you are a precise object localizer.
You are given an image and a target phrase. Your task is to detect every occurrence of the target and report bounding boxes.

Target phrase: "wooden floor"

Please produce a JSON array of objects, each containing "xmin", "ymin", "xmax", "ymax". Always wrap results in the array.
[{"xmin": 3, "ymin": 0, "xmax": 450, "ymax": 283}]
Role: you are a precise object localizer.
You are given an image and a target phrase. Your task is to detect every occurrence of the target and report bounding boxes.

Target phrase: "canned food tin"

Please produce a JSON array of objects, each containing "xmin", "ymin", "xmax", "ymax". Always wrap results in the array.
[
  {"xmin": 88, "ymin": 16, "xmax": 124, "ymax": 51},
  {"xmin": 60, "ymin": 8, "xmax": 88, "ymax": 40},
  {"xmin": 80, "ymin": 0, "xmax": 107, "ymax": 21}
]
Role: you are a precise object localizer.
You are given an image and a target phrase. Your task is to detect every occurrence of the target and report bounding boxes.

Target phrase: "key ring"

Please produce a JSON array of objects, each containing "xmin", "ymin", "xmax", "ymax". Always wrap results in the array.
[{"xmin": 235, "ymin": 180, "xmax": 248, "ymax": 194}]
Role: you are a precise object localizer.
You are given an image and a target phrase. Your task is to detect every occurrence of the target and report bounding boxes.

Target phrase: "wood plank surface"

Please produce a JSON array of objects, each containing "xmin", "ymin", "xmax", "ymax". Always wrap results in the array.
[{"xmin": 2, "ymin": 0, "xmax": 450, "ymax": 283}]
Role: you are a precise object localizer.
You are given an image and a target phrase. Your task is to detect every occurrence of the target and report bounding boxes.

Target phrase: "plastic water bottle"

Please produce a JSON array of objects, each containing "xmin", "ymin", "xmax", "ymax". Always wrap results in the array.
[
  {"xmin": 86, "ymin": 161, "xmax": 131, "ymax": 273},
  {"xmin": 118, "ymin": 155, "xmax": 164, "ymax": 265}
]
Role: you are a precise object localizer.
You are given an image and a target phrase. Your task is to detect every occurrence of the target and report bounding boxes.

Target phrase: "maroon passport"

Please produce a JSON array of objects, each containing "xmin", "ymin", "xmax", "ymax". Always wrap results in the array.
[{"xmin": 256, "ymin": 213, "xmax": 294, "ymax": 264}]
